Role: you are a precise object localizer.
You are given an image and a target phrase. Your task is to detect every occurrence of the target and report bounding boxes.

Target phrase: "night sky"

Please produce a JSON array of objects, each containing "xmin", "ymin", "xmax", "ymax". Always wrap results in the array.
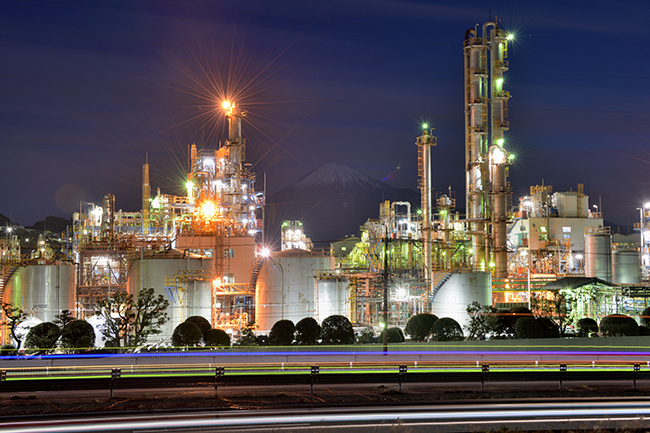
[{"xmin": 2, "ymin": 0, "xmax": 649, "ymax": 230}]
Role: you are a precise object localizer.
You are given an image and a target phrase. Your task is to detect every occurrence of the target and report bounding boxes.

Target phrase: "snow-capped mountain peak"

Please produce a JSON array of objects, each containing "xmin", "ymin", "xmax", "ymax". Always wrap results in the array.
[{"xmin": 292, "ymin": 163, "xmax": 382, "ymax": 189}]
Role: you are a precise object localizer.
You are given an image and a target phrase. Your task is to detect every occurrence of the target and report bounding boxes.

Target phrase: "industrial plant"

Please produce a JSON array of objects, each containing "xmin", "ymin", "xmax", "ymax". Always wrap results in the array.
[{"xmin": 1, "ymin": 21, "xmax": 648, "ymax": 345}]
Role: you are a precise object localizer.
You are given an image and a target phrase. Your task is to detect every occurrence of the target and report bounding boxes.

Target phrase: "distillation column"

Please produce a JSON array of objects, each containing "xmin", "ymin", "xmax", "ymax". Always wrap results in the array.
[
  {"xmin": 416, "ymin": 127, "xmax": 437, "ymax": 312},
  {"xmin": 142, "ymin": 160, "xmax": 150, "ymax": 235},
  {"xmin": 464, "ymin": 28, "xmax": 489, "ymax": 271},
  {"xmin": 487, "ymin": 23, "xmax": 512, "ymax": 278},
  {"xmin": 223, "ymin": 101, "xmax": 248, "ymax": 223},
  {"xmin": 464, "ymin": 22, "xmax": 512, "ymax": 276}
]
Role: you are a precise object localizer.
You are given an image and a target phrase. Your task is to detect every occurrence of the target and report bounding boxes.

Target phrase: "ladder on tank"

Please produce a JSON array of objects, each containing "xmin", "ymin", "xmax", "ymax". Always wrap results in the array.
[
  {"xmin": 0, "ymin": 265, "xmax": 18, "ymax": 301},
  {"xmin": 249, "ymin": 257, "xmax": 263, "ymax": 292},
  {"xmin": 430, "ymin": 272, "xmax": 453, "ymax": 303}
]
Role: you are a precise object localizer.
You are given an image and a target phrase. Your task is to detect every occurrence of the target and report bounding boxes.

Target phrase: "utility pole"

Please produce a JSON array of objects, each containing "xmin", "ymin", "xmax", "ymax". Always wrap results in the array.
[{"xmin": 383, "ymin": 235, "xmax": 389, "ymax": 354}]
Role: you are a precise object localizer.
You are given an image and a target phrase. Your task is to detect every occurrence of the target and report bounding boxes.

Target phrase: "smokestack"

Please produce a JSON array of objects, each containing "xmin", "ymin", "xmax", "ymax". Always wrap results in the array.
[{"xmin": 143, "ymin": 155, "xmax": 150, "ymax": 236}]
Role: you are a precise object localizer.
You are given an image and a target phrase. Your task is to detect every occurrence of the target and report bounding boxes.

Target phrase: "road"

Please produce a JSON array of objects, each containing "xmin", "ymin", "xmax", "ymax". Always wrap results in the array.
[{"xmin": 2, "ymin": 400, "xmax": 650, "ymax": 432}]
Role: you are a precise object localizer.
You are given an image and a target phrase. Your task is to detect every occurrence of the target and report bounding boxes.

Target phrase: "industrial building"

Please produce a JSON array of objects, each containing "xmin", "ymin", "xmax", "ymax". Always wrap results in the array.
[{"xmin": 2, "ymin": 20, "xmax": 649, "ymax": 346}]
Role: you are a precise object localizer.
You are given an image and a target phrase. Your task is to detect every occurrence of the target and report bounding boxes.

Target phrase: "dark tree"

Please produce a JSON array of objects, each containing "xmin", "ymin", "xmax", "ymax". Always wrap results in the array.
[
  {"xmin": 576, "ymin": 318, "xmax": 598, "ymax": 337},
  {"xmin": 131, "ymin": 288, "xmax": 171, "ymax": 346},
  {"xmin": 548, "ymin": 289, "xmax": 569, "ymax": 336},
  {"xmin": 269, "ymin": 319, "xmax": 296, "ymax": 346},
  {"xmin": 185, "ymin": 316, "xmax": 211, "ymax": 339},
  {"xmin": 380, "ymin": 327, "xmax": 405, "ymax": 343},
  {"xmin": 237, "ymin": 327, "xmax": 259, "ymax": 346},
  {"xmin": 171, "ymin": 322, "xmax": 202, "ymax": 347},
  {"xmin": 538, "ymin": 317, "xmax": 560, "ymax": 338},
  {"xmin": 60, "ymin": 320, "xmax": 96, "ymax": 352},
  {"xmin": 600, "ymin": 314, "xmax": 639, "ymax": 337},
  {"xmin": 430, "ymin": 317, "xmax": 464, "ymax": 341},
  {"xmin": 24, "ymin": 322, "xmax": 61, "ymax": 354},
  {"xmin": 465, "ymin": 301, "xmax": 501, "ymax": 340},
  {"xmin": 95, "ymin": 288, "xmax": 169, "ymax": 349},
  {"xmin": 1, "ymin": 302, "xmax": 25, "ymax": 347},
  {"xmin": 492, "ymin": 308, "xmax": 514, "ymax": 338},
  {"xmin": 53, "ymin": 310, "xmax": 75, "ymax": 328},
  {"xmin": 404, "ymin": 313, "xmax": 438, "ymax": 342},
  {"xmin": 514, "ymin": 317, "xmax": 545, "ymax": 339},
  {"xmin": 295, "ymin": 317, "xmax": 321, "ymax": 345},
  {"xmin": 640, "ymin": 307, "xmax": 650, "ymax": 327},
  {"xmin": 204, "ymin": 328, "xmax": 231, "ymax": 347},
  {"xmin": 320, "ymin": 315, "xmax": 355, "ymax": 345},
  {"xmin": 0, "ymin": 344, "xmax": 18, "ymax": 356},
  {"xmin": 356, "ymin": 327, "xmax": 376, "ymax": 344},
  {"xmin": 498, "ymin": 306, "xmax": 533, "ymax": 337},
  {"xmin": 640, "ymin": 326, "xmax": 650, "ymax": 336}
]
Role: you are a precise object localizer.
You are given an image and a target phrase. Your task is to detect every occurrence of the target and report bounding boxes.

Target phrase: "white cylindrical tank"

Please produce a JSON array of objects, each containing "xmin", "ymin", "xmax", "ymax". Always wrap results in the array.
[
  {"xmin": 585, "ymin": 228, "xmax": 612, "ymax": 281},
  {"xmin": 255, "ymin": 250, "xmax": 334, "ymax": 331},
  {"xmin": 431, "ymin": 271, "xmax": 491, "ymax": 329},
  {"xmin": 316, "ymin": 278, "xmax": 346, "ymax": 321},
  {"xmin": 127, "ymin": 250, "xmax": 213, "ymax": 342},
  {"xmin": 2, "ymin": 260, "xmax": 76, "ymax": 323},
  {"xmin": 186, "ymin": 280, "xmax": 213, "ymax": 321},
  {"xmin": 612, "ymin": 248, "xmax": 640, "ymax": 284}
]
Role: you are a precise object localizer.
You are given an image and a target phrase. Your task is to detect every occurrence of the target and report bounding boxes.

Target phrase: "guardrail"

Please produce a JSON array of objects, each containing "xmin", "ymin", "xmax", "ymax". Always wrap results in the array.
[{"xmin": 1, "ymin": 362, "xmax": 648, "ymax": 398}]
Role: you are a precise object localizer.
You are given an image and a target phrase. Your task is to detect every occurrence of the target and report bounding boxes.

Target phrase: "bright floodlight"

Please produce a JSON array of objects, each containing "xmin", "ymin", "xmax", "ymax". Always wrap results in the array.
[
  {"xmin": 422, "ymin": 123, "xmax": 428, "ymax": 130},
  {"xmin": 6, "ymin": 227, "xmax": 12, "ymax": 233},
  {"xmin": 506, "ymin": 33, "xmax": 514, "ymax": 41},
  {"xmin": 260, "ymin": 247, "xmax": 271, "ymax": 257},
  {"xmin": 492, "ymin": 147, "xmax": 506, "ymax": 164},
  {"xmin": 201, "ymin": 201, "xmax": 216, "ymax": 218},
  {"xmin": 222, "ymin": 100, "xmax": 234, "ymax": 116},
  {"xmin": 497, "ymin": 138, "xmax": 504, "ymax": 146},
  {"xmin": 645, "ymin": 202, "xmax": 650, "ymax": 209}
]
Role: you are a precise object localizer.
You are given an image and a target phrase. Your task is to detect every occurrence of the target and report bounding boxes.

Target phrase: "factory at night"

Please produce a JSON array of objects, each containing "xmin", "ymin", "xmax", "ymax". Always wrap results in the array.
[{"xmin": 2, "ymin": 21, "xmax": 648, "ymax": 346}]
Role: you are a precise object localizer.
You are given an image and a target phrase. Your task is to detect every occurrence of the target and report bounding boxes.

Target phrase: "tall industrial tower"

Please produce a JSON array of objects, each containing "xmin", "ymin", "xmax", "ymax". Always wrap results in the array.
[
  {"xmin": 416, "ymin": 126, "xmax": 436, "ymax": 310},
  {"xmin": 464, "ymin": 22, "xmax": 513, "ymax": 278}
]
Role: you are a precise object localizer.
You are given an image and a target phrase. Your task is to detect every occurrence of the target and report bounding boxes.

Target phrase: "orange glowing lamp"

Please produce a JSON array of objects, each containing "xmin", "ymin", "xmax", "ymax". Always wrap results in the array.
[
  {"xmin": 201, "ymin": 200, "xmax": 217, "ymax": 218},
  {"xmin": 222, "ymin": 100, "xmax": 234, "ymax": 116}
]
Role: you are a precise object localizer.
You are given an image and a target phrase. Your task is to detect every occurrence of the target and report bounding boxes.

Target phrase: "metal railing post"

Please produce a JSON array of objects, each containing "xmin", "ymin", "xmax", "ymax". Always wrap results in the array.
[
  {"xmin": 481, "ymin": 364, "xmax": 489, "ymax": 391},
  {"xmin": 559, "ymin": 364, "xmax": 567, "ymax": 389},
  {"xmin": 110, "ymin": 368, "xmax": 121, "ymax": 399},
  {"xmin": 215, "ymin": 367, "xmax": 225, "ymax": 397},
  {"xmin": 634, "ymin": 363, "xmax": 640, "ymax": 390},
  {"xmin": 398, "ymin": 365, "xmax": 407, "ymax": 391},
  {"xmin": 310, "ymin": 366, "xmax": 319, "ymax": 395}
]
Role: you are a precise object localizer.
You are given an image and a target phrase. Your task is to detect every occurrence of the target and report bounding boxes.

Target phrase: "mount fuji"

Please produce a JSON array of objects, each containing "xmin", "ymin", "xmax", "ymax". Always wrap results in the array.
[{"xmin": 265, "ymin": 163, "xmax": 421, "ymax": 245}]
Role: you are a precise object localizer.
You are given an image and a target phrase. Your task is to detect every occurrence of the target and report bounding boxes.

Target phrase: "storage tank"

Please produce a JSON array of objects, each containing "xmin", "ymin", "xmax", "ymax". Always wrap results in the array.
[
  {"xmin": 127, "ymin": 250, "xmax": 213, "ymax": 341},
  {"xmin": 612, "ymin": 246, "xmax": 640, "ymax": 284},
  {"xmin": 431, "ymin": 271, "xmax": 491, "ymax": 329},
  {"xmin": 2, "ymin": 260, "xmax": 76, "ymax": 323},
  {"xmin": 186, "ymin": 280, "xmax": 213, "ymax": 321},
  {"xmin": 316, "ymin": 278, "xmax": 346, "ymax": 322},
  {"xmin": 255, "ymin": 249, "xmax": 334, "ymax": 331},
  {"xmin": 584, "ymin": 227, "xmax": 612, "ymax": 281}
]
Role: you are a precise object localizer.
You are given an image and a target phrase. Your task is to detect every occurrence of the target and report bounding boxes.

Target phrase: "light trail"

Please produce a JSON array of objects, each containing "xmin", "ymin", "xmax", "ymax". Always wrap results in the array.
[{"xmin": 2, "ymin": 401, "xmax": 650, "ymax": 432}]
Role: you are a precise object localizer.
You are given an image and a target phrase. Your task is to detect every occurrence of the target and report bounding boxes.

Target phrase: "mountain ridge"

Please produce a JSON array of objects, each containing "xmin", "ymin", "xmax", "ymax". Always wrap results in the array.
[{"xmin": 266, "ymin": 163, "xmax": 421, "ymax": 244}]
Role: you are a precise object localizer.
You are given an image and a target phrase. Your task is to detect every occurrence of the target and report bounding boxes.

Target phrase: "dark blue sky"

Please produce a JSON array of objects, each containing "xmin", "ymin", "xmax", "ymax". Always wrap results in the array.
[{"xmin": 2, "ymin": 0, "xmax": 649, "ymax": 228}]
